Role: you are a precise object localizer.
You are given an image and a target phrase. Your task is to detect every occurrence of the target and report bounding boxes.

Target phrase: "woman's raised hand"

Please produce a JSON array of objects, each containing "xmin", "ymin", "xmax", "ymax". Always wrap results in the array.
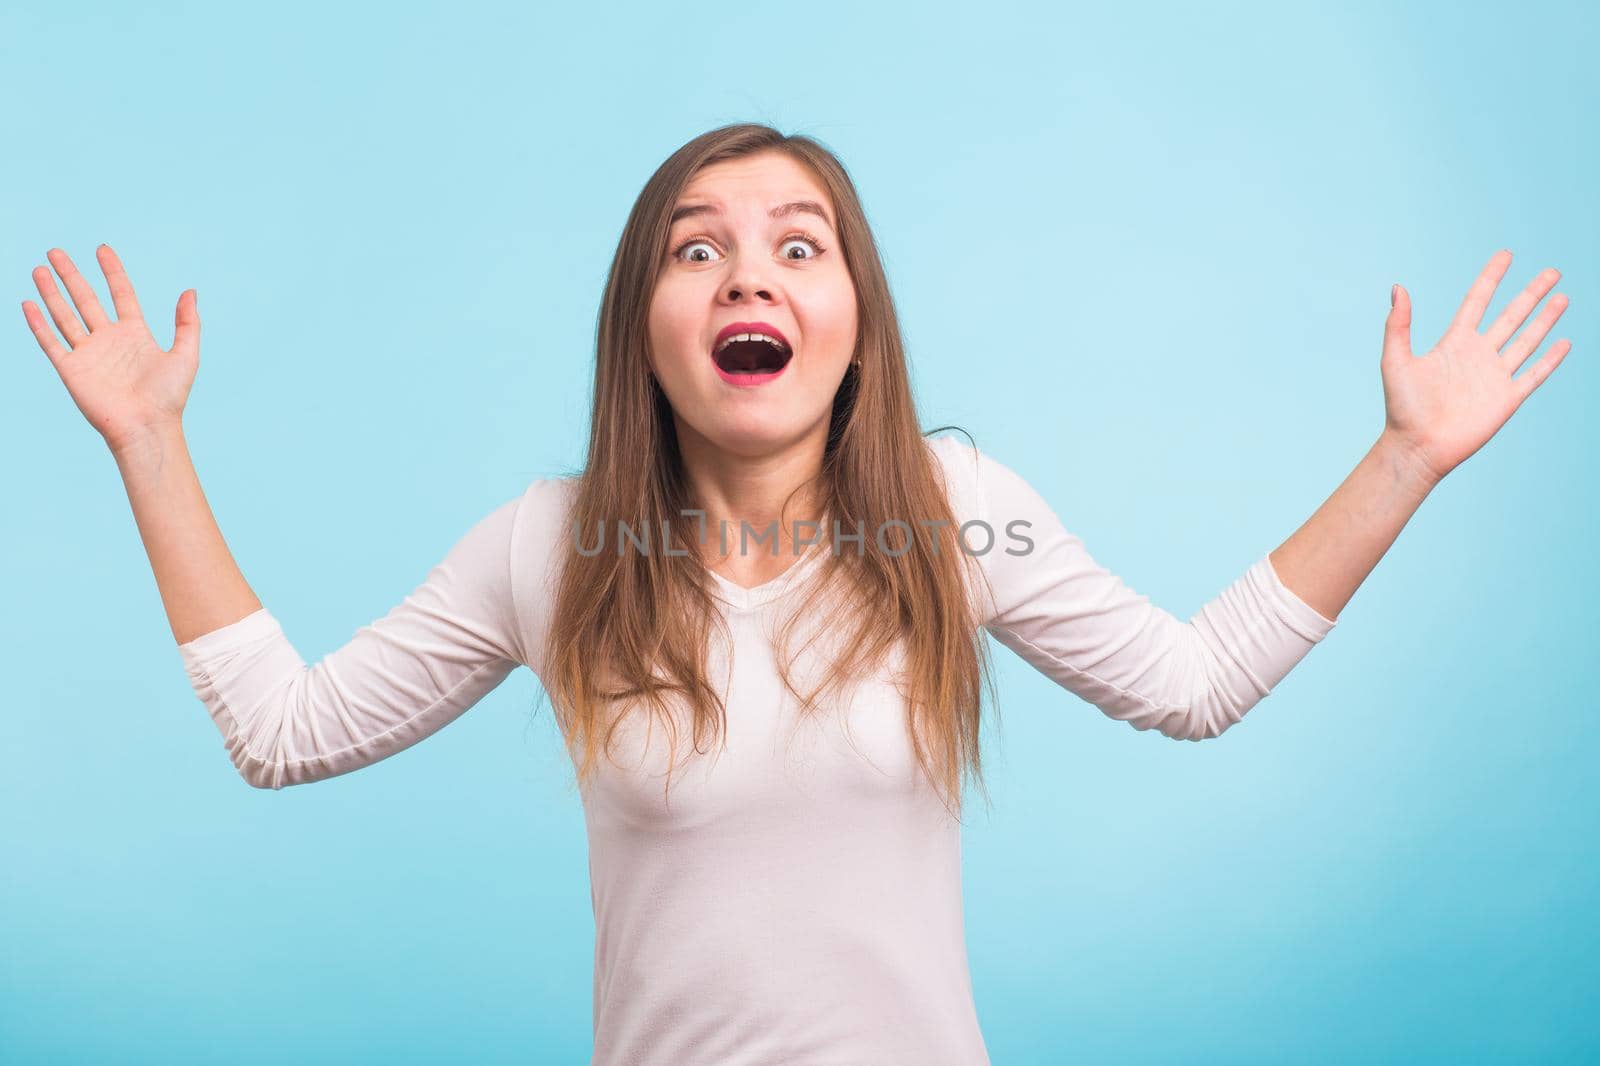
[
  {"xmin": 21, "ymin": 244, "xmax": 200, "ymax": 456},
  {"xmin": 1380, "ymin": 250, "xmax": 1572, "ymax": 487}
]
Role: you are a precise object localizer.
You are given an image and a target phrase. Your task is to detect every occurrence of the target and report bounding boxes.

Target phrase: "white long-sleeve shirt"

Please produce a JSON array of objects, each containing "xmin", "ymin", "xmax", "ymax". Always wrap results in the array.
[{"xmin": 176, "ymin": 434, "xmax": 1338, "ymax": 1065}]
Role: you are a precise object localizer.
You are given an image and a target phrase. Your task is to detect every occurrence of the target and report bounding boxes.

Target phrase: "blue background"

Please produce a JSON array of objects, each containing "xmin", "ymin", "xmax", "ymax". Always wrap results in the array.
[{"xmin": 3, "ymin": 0, "xmax": 1594, "ymax": 1062}]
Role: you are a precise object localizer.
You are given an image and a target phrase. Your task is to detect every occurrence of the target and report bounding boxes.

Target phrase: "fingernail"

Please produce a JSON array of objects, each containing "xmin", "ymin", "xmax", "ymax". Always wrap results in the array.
[{"xmin": 1391, "ymin": 284, "xmax": 1397, "ymax": 308}]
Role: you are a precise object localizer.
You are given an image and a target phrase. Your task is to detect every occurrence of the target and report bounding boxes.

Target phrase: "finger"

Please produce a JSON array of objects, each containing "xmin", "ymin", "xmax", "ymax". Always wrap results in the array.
[
  {"xmin": 1513, "ymin": 338, "xmax": 1572, "ymax": 405},
  {"xmin": 32, "ymin": 264, "xmax": 90, "ymax": 347},
  {"xmin": 1484, "ymin": 266, "xmax": 1561, "ymax": 351},
  {"xmin": 1381, "ymin": 282, "xmax": 1413, "ymax": 365},
  {"xmin": 20, "ymin": 299, "xmax": 70, "ymax": 367},
  {"xmin": 170, "ymin": 289, "xmax": 200, "ymax": 360},
  {"xmin": 1502, "ymin": 291, "xmax": 1570, "ymax": 376},
  {"xmin": 1449, "ymin": 248, "xmax": 1513, "ymax": 334},
  {"xmin": 45, "ymin": 247, "xmax": 112, "ymax": 332},
  {"xmin": 96, "ymin": 243, "xmax": 146, "ymax": 323}
]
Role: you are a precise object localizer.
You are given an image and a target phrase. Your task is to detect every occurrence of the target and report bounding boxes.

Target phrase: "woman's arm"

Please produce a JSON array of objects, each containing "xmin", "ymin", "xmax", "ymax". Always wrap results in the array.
[
  {"xmin": 23, "ymin": 244, "xmax": 536, "ymax": 789},
  {"xmin": 112, "ymin": 422, "xmax": 263, "ymax": 645},
  {"xmin": 174, "ymin": 493, "xmax": 532, "ymax": 790},
  {"xmin": 1270, "ymin": 250, "xmax": 1571, "ymax": 621},
  {"xmin": 22, "ymin": 244, "xmax": 260, "ymax": 644},
  {"xmin": 1265, "ymin": 431, "xmax": 1434, "ymax": 625},
  {"xmin": 933, "ymin": 435, "xmax": 1336, "ymax": 742},
  {"xmin": 928, "ymin": 252, "xmax": 1570, "ymax": 742}
]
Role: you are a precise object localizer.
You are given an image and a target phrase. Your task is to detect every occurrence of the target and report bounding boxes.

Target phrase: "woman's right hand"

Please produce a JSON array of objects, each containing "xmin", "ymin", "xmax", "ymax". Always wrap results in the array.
[{"xmin": 21, "ymin": 244, "xmax": 200, "ymax": 457}]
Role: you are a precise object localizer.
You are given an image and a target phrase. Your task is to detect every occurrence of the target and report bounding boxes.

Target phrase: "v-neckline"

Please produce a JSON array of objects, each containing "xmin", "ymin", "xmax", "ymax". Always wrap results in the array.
[{"xmin": 704, "ymin": 537, "xmax": 830, "ymax": 611}]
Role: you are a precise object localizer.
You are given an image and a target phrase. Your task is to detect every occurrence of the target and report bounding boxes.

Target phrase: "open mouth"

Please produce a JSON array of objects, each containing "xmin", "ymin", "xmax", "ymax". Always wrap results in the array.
[{"xmin": 712, "ymin": 333, "xmax": 792, "ymax": 376}]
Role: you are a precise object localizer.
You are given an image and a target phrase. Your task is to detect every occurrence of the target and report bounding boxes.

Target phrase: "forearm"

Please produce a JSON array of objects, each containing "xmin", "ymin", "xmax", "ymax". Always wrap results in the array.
[
  {"xmin": 111, "ymin": 422, "xmax": 262, "ymax": 646},
  {"xmin": 1268, "ymin": 430, "xmax": 1439, "ymax": 623}
]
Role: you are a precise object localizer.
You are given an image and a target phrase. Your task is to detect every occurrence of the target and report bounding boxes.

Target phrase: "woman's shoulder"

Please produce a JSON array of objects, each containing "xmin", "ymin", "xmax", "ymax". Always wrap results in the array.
[
  {"xmin": 500, "ymin": 473, "xmax": 581, "ymax": 679},
  {"xmin": 921, "ymin": 432, "xmax": 988, "ymax": 526},
  {"xmin": 513, "ymin": 471, "xmax": 581, "ymax": 513},
  {"xmin": 507, "ymin": 473, "xmax": 580, "ymax": 573}
]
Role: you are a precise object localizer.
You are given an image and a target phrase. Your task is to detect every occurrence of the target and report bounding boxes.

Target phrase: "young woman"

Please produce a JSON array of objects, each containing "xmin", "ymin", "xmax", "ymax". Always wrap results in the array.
[{"xmin": 20, "ymin": 123, "xmax": 1572, "ymax": 1065}]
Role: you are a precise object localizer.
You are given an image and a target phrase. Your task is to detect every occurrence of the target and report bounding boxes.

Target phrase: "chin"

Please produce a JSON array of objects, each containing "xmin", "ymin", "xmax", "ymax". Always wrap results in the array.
[
  {"xmin": 686, "ymin": 410, "xmax": 811, "ymax": 455},
  {"xmin": 713, "ymin": 419, "xmax": 796, "ymax": 451}
]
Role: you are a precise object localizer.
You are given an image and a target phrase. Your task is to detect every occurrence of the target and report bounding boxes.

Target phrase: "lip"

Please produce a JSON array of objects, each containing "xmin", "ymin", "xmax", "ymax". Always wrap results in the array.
[
  {"xmin": 710, "ymin": 320, "xmax": 792, "ymax": 388},
  {"xmin": 712, "ymin": 355, "xmax": 791, "ymax": 387},
  {"xmin": 713, "ymin": 320, "xmax": 790, "ymax": 350}
]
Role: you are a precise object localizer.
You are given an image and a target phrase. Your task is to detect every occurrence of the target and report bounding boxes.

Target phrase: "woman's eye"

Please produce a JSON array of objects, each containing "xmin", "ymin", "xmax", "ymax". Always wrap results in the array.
[
  {"xmin": 674, "ymin": 239, "xmax": 720, "ymax": 264},
  {"xmin": 780, "ymin": 235, "xmax": 823, "ymax": 260},
  {"xmin": 670, "ymin": 233, "xmax": 825, "ymax": 264}
]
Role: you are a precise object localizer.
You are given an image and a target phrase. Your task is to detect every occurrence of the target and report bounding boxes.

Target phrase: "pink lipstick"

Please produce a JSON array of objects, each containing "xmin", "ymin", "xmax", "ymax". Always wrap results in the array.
[{"xmin": 710, "ymin": 321, "xmax": 792, "ymax": 387}]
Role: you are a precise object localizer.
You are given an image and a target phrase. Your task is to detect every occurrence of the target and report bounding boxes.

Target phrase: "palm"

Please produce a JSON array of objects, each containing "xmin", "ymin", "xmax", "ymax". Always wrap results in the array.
[
  {"xmin": 21, "ymin": 244, "xmax": 200, "ymax": 452},
  {"xmin": 1381, "ymin": 250, "xmax": 1571, "ymax": 483}
]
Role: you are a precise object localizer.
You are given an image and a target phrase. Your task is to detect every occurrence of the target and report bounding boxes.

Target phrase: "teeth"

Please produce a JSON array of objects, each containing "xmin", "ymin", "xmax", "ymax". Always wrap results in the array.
[{"xmin": 715, "ymin": 332, "xmax": 789, "ymax": 354}]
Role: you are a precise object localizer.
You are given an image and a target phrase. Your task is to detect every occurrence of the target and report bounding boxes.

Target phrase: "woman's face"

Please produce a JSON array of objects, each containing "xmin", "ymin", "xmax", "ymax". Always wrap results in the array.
[{"xmin": 647, "ymin": 150, "xmax": 859, "ymax": 459}]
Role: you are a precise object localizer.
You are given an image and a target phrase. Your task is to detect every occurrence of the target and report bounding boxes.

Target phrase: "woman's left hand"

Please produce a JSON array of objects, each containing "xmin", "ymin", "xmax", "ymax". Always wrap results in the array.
[{"xmin": 1380, "ymin": 249, "xmax": 1572, "ymax": 487}]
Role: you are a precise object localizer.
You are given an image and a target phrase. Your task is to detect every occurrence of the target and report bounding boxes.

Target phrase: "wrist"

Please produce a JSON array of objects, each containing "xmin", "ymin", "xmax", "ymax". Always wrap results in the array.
[
  {"xmin": 1375, "ymin": 429, "xmax": 1442, "ymax": 499},
  {"xmin": 109, "ymin": 419, "xmax": 186, "ymax": 468}
]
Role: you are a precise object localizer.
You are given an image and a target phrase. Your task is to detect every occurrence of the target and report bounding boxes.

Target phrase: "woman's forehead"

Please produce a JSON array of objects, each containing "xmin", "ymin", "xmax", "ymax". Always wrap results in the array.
[
  {"xmin": 678, "ymin": 155, "xmax": 832, "ymax": 217},
  {"xmin": 669, "ymin": 197, "xmax": 836, "ymax": 233}
]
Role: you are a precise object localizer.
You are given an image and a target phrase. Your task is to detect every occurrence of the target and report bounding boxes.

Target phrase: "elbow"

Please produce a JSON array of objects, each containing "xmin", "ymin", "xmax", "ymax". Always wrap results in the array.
[
  {"xmin": 1103, "ymin": 676, "xmax": 1249, "ymax": 741},
  {"xmin": 1164, "ymin": 710, "xmax": 1235, "ymax": 742},
  {"xmin": 1124, "ymin": 682, "xmax": 1259, "ymax": 743},
  {"xmin": 225, "ymin": 740, "xmax": 290, "ymax": 790},
  {"xmin": 211, "ymin": 676, "xmax": 331, "ymax": 790},
  {"xmin": 1156, "ymin": 630, "xmax": 1276, "ymax": 741},
  {"xmin": 186, "ymin": 629, "xmax": 319, "ymax": 791},
  {"xmin": 219, "ymin": 707, "xmax": 311, "ymax": 790},
  {"xmin": 1108, "ymin": 700, "xmax": 1229, "ymax": 742},
  {"xmin": 1098, "ymin": 690, "xmax": 1242, "ymax": 743},
  {"xmin": 1132, "ymin": 705, "xmax": 1232, "ymax": 742},
  {"xmin": 238, "ymin": 762, "xmax": 287, "ymax": 790},
  {"xmin": 227, "ymin": 731, "xmax": 355, "ymax": 790},
  {"xmin": 1160, "ymin": 687, "xmax": 1267, "ymax": 742}
]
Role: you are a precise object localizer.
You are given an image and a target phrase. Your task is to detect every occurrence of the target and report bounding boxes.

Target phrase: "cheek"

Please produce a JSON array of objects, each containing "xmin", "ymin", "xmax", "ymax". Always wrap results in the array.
[
  {"xmin": 647, "ymin": 286, "xmax": 704, "ymax": 369},
  {"xmin": 810, "ymin": 277, "xmax": 859, "ymax": 351}
]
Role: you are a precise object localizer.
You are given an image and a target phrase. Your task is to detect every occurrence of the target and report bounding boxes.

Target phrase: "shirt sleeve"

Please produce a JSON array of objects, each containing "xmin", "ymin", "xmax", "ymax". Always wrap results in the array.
[
  {"xmin": 176, "ymin": 490, "xmax": 532, "ymax": 789},
  {"xmin": 948, "ymin": 439, "xmax": 1338, "ymax": 741}
]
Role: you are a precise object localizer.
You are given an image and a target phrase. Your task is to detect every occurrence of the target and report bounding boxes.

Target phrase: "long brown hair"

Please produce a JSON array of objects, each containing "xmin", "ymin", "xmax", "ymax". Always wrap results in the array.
[{"xmin": 539, "ymin": 122, "xmax": 1000, "ymax": 821}]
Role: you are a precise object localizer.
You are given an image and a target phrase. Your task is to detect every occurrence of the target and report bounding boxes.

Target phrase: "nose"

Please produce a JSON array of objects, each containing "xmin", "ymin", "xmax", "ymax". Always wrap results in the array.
[
  {"xmin": 722, "ymin": 280, "xmax": 774, "ymax": 303},
  {"xmin": 720, "ymin": 252, "xmax": 777, "ymax": 305}
]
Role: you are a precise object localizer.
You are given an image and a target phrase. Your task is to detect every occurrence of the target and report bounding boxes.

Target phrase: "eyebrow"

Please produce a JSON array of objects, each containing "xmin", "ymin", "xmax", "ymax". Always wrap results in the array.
[{"xmin": 669, "ymin": 199, "xmax": 835, "ymax": 230}]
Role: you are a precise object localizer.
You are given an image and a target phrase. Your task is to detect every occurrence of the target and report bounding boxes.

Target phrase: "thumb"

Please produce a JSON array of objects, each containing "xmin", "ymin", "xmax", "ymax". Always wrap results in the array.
[
  {"xmin": 1382, "ymin": 283, "xmax": 1412, "ymax": 365},
  {"xmin": 170, "ymin": 289, "xmax": 200, "ymax": 360}
]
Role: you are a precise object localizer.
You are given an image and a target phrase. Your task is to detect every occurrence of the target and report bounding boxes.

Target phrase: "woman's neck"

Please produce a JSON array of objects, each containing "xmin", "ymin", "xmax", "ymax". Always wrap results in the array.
[{"xmin": 676, "ymin": 428, "xmax": 829, "ymax": 570}]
